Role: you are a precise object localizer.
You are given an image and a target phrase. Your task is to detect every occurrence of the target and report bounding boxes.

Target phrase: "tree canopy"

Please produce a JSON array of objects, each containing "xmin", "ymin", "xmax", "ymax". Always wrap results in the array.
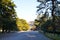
[
  {"xmin": 0, "ymin": 0, "xmax": 17, "ymax": 32},
  {"xmin": 16, "ymin": 18, "xmax": 30, "ymax": 31},
  {"xmin": 35, "ymin": 0, "xmax": 60, "ymax": 33}
]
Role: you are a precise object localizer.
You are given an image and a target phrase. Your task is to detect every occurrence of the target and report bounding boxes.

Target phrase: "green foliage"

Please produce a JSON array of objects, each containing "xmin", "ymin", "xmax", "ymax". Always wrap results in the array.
[
  {"xmin": 16, "ymin": 18, "xmax": 30, "ymax": 31},
  {"xmin": 54, "ymin": 16, "xmax": 60, "ymax": 32},
  {"xmin": 45, "ymin": 33, "xmax": 60, "ymax": 40},
  {"xmin": 36, "ymin": 0, "xmax": 60, "ymax": 34},
  {"xmin": 34, "ymin": 19, "xmax": 40, "ymax": 26},
  {"xmin": 41, "ymin": 20, "xmax": 53, "ymax": 32},
  {"xmin": 0, "ymin": 0, "xmax": 17, "ymax": 32},
  {"xmin": 34, "ymin": 14, "xmax": 48, "ymax": 30}
]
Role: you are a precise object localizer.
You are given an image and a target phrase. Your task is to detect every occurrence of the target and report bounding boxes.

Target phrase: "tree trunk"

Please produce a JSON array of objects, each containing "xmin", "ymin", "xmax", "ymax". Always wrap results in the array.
[
  {"xmin": 52, "ymin": 0, "xmax": 56, "ymax": 33},
  {"xmin": 2, "ymin": 27, "xmax": 4, "ymax": 33}
]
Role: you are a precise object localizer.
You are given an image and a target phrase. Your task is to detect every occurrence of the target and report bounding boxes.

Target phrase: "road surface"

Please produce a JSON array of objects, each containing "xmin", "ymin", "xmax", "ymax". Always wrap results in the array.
[{"xmin": 0, "ymin": 31, "xmax": 52, "ymax": 40}]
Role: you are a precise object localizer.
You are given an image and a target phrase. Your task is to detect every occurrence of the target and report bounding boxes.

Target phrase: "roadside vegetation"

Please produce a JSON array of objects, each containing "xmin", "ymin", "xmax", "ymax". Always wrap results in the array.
[
  {"xmin": 34, "ymin": 0, "xmax": 60, "ymax": 40},
  {"xmin": 0, "ymin": 0, "xmax": 30, "ymax": 33}
]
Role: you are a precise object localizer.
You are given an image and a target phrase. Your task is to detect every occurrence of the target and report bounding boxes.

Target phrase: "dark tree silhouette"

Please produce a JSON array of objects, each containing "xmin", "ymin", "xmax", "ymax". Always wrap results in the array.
[
  {"xmin": 0, "ymin": 0, "xmax": 17, "ymax": 33},
  {"xmin": 36, "ymin": 0, "xmax": 60, "ymax": 34}
]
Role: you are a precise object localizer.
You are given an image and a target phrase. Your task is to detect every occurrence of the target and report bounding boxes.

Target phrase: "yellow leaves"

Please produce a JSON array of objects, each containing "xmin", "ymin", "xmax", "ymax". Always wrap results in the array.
[
  {"xmin": 16, "ymin": 18, "xmax": 30, "ymax": 31},
  {"xmin": 2, "ymin": 0, "xmax": 11, "ymax": 3},
  {"xmin": 2, "ymin": 0, "xmax": 11, "ymax": 4}
]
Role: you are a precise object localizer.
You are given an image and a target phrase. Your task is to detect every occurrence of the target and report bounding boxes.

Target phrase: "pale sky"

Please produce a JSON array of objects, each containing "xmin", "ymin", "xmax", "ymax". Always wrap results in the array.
[{"xmin": 13, "ymin": 0, "xmax": 39, "ymax": 22}]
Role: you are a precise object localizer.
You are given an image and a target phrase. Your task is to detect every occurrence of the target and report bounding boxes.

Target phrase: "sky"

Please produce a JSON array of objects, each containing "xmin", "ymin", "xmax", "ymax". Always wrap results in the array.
[{"xmin": 13, "ymin": 0, "xmax": 39, "ymax": 22}]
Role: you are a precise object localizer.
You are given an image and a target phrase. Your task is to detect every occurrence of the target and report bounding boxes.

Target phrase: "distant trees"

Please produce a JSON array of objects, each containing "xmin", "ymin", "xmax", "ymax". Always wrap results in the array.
[
  {"xmin": 16, "ymin": 18, "xmax": 30, "ymax": 31},
  {"xmin": 35, "ymin": 0, "xmax": 60, "ymax": 33},
  {"xmin": 0, "ymin": 0, "xmax": 18, "ymax": 32}
]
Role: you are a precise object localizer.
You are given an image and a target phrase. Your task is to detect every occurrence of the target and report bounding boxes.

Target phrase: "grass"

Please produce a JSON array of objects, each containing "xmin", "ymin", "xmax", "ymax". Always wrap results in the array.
[
  {"xmin": 39, "ymin": 30, "xmax": 60, "ymax": 40},
  {"xmin": 45, "ymin": 33, "xmax": 60, "ymax": 40}
]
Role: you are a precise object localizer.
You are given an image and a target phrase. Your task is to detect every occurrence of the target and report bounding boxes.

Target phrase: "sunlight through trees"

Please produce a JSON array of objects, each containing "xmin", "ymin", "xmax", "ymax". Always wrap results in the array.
[{"xmin": 35, "ymin": 0, "xmax": 60, "ymax": 34}]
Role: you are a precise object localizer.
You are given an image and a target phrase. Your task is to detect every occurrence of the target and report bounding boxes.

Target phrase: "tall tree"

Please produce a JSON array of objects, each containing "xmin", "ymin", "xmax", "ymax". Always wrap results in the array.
[
  {"xmin": 0, "ymin": 0, "xmax": 17, "ymax": 32},
  {"xmin": 36, "ymin": 0, "xmax": 60, "ymax": 33}
]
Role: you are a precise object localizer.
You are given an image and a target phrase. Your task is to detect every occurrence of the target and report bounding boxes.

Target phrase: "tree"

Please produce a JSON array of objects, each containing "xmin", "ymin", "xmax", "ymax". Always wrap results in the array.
[
  {"xmin": 36, "ymin": 0, "xmax": 60, "ymax": 33},
  {"xmin": 16, "ymin": 18, "xmax": 30, "ymax": 31},
  {"xmin": 0, "ymin": 0, "xmax": 17, "ymax": 32}
]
